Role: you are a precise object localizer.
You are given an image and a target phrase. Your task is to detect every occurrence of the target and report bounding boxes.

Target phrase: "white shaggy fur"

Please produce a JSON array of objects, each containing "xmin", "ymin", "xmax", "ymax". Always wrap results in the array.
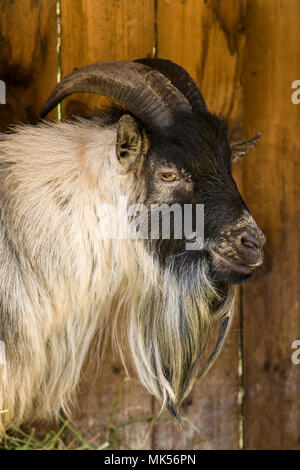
[{"xmin": 0, "ymin": 118, "xmax": 235, "ymax": 430}]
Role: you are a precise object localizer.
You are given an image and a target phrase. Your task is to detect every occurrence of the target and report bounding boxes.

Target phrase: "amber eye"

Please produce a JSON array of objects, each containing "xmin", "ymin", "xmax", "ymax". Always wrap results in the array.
[{"xmin": 160, "ymin": 172, "xmax": 177, "ymax": 182}]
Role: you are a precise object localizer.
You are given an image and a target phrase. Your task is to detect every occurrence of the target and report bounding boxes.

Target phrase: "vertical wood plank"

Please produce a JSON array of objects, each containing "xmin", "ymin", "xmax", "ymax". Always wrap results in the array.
[
  {"xmin": 60, "ymin": 0, "xmax": 156, "ymax": 449},
  {"xmin": 157, "ymin": 0, "xmax": 247, "ymax": 137},
  {"xmin": 60, "ymin": 0, "xmax": 155, "ymax": 116},
  {"xmin": 154, "ymin": 0, "xmax": 247, "ymax": 449},
  {"xmin": 242, "ymin": 0, "xmax": 300, "ymax": 450},
  {"xmin": 0, "ymin": 0, "xmax": 58, "ymax": 129}
]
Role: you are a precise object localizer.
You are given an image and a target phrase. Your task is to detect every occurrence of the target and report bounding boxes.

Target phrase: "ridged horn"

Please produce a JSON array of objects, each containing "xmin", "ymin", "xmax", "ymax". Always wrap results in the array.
[
  {"xmin": 135, "ymin": 58, "xmax": 207, "ymax": 112},
  {"xmin": 41, "ymin": 61, "xmax": 192, "ymax": 129}
]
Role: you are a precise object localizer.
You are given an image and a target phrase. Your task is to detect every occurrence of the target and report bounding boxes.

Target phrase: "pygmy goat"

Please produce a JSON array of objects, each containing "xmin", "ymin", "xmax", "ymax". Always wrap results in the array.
[{"xmin": 0, "ymin": 59, "xmax": 265, "ymax": 429}]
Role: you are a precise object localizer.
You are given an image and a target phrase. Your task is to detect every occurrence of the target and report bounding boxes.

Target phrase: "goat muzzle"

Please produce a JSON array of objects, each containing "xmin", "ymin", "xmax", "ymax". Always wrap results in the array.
[{"xmin": 210, "ymin": 222, "xmax": 266, "ymax": 277}]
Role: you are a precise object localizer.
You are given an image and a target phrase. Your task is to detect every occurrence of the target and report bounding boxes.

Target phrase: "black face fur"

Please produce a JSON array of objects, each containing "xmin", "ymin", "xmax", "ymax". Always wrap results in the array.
[{"xmin": 115, "ymin": 108, "xmax": 266, "ymax": 285}]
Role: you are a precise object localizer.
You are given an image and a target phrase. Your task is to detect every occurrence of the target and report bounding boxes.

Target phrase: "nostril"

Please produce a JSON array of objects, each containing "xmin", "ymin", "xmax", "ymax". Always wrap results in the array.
[
  {"xmin": 241, "ymin": 236, "xmax": 258, "ymax": 251},
  {"xmin": 240, "ymin": 231, "xmax": 264, "ymax": 251}
]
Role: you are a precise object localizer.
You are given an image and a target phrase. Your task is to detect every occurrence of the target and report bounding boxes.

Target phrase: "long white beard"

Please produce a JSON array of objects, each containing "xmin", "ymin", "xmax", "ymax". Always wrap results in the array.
[{"xmin": 110, "ymin": 241, "xmax": 236, "ymax": 418}]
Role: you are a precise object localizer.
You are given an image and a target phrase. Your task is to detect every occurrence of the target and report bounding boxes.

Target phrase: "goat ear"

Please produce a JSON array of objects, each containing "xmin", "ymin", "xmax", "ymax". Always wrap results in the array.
[
  {"xmin": 116, "ymin": 114, "xmax": 148, "ymax": 171},
  {"xmin": 230, "ymin": 133, "xmax": 261, "ymax": 163}
]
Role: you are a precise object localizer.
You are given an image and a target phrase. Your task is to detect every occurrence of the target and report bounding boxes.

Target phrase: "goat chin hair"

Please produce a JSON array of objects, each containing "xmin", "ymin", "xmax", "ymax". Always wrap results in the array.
[{"xmin": 0, "ymin": 117, "xmax": 236, "ymax": 431}]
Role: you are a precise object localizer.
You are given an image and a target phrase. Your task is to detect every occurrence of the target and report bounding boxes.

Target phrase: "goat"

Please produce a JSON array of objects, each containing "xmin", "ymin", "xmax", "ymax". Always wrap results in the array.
[{"xmin": 0, "ymin": 59, "xmax": 265, "ymax": 430}]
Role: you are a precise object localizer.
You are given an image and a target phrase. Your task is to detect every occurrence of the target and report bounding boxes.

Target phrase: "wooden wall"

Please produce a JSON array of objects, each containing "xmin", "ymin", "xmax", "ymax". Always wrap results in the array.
[{"xmin": 0, "ymin": 0, "xmax": 299, "ymax": 449}]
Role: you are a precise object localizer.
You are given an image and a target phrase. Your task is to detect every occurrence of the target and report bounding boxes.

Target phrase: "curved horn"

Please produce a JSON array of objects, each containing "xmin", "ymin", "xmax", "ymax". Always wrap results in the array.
[
  {"xmin": 41, "ymin": 61, "xmax": 191, "ymax": 129},
  {"xmin": 135, "ymin": 58, "xmax": 207, "ymax": 112}
]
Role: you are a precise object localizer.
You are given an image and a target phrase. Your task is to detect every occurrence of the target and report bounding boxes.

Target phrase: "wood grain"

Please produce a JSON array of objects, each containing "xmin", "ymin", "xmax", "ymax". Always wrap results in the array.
[
  {"xmin": 0, "ymin": 0, "xmax": 57, "ymax": 129},
  {"xmin": 242, "ymin": 0, "xmax": 300, "ymax": 450},
  {"xmin": 72, "ymin": 346, "xmax": 155, "ymax": 450},
  {"xmin": 60, "ymin": 0, "xmax": 155, "ymax": 116},
  {"xmin": 154, "ymin": 0, "xmax": 247, "ymax": 449},
  {"xmin": 1, "ymin": 0, "xmax": 299, "ymax": 450},
  {"xmin": 60, "ymin": 0, "xmax": 156, "ymax": 448},
  {"xmin": 157, "ymin": 0, "xmax": 247, "ymax": 138}
]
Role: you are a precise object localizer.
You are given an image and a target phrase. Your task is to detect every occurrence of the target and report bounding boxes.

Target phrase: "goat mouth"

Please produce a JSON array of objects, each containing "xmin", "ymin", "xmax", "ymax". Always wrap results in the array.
[{"xmin": 210, "ymin": 250, "xmax": 259, "ymax": 274}]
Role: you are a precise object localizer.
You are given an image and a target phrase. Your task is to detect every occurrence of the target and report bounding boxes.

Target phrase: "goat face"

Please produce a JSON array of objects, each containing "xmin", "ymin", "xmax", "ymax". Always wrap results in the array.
[
  {"xmin": 41, "ymin": 59, "xmax": 265, "ymax": 286},
  {"xmin": 116, "ymin": 110, "xmax": 266, "ymax": 285}
]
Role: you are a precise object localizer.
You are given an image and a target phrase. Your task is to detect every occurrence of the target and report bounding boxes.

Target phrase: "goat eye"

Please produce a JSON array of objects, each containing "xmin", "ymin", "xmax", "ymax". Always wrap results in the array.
[{"xmin": 160, "ymin": 172, "xmax": 177, "ymax": 182}]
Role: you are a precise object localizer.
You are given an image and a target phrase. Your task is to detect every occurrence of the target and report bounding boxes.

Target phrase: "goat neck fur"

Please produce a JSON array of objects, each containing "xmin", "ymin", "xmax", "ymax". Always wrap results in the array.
[{"xmin": 0, "ymin": 115, "xmax": 235, "ymax": 430}]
